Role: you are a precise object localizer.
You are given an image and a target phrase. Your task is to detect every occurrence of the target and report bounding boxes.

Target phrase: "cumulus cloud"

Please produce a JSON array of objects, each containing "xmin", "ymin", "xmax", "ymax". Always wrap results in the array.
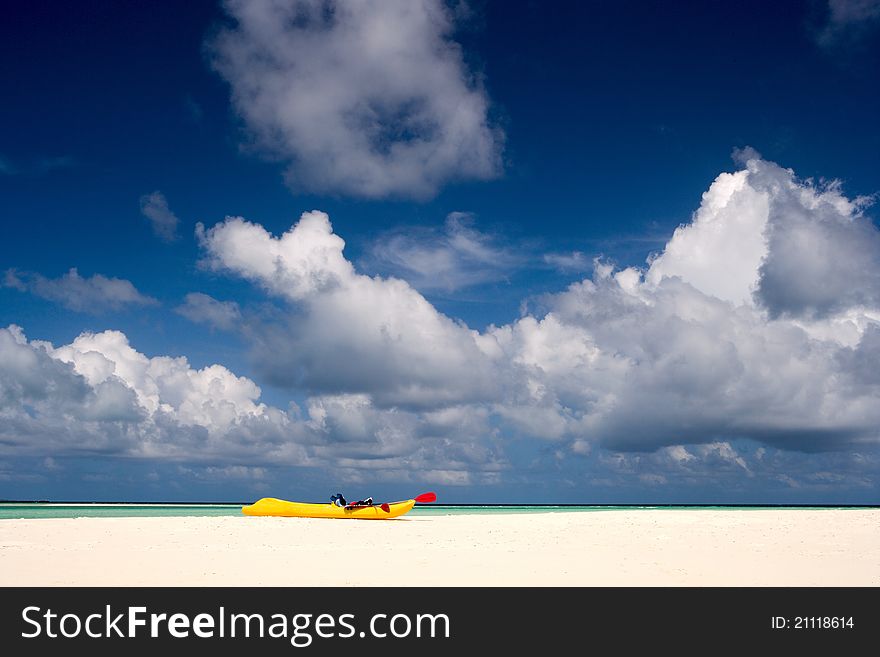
[
  {"xmin": 368, "ymin": 212, "xmax": 521, "ymax": 291},
  {"xmin": 757, "ymin": 181, "xmax": 879, "ymax": 319},
  {"xmin": 4, "ymin": 153, "xmax": 880, "ymax": 492},
  {"xmin": 139, "ymin": 191, "xmax": 180, "ymax": 242},
  {"xmin": 0, "ymin": 324, "xmax": 304, "ymax": 462},
  {"xmin": 196, "ymin": 152, "xmax": 880, "ymax": 460},
  {"xmin": 0, "ymin": 324, "xmax": 503, "ymax": 482},
  {"xmin": 490, "ymin": 154, "xmax": 880, "ymax": 453},
  {"xmin": 208, "ymin": 0, "xmax": 503, "ymax": 199},
  {"xmin": 197, "ymin": 211, "xmax": 499, "ymax": 407},
  {"xmin": 0, "ymin": 325, "xmax": 144, "ymax": 454},
  {"xmin": 645, "ymin": 164, "xmax": 770, "ymax": 306},
  {"xmin": 3, "ymin": 268, "xmax": 158, "ymax": 313},
  {"xmin": 505, "ymin": 272, "xmax": 878, "ymax": 454},
  {"xmin": 647, "ymin": 152, "xmax": 880, "ymax": 318},
  {"xmin": 175, "ymin": 292, "xmax": 242, "ymax": 330}
]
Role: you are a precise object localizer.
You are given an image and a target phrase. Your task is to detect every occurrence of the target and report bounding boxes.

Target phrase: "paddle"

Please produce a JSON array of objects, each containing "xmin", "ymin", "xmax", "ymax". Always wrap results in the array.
[
  {"xmin": 381, "ymin": 491, "xmax": 436, "ymax": 512},
  {"xmin": 347, "ymin": 492, "xmax": 437, "ymax": 513}
]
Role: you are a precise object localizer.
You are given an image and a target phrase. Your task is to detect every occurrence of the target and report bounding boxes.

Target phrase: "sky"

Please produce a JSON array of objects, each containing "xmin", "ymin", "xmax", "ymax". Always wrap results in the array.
[{"xmin": 1, "ymin": 0, "xmax": 879, "ymax": 503}]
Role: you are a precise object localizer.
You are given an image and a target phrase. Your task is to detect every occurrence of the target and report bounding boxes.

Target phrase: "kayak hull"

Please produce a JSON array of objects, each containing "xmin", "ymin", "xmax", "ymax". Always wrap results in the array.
[{"xmin": 242, "ymin": 497, "xmax": 415, "ymax": 519}]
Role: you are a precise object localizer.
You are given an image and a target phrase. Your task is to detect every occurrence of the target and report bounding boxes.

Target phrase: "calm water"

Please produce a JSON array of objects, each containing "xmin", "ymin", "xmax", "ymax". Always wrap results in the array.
[{"xmin": 0, "ymin": 502, "xmax": 864, "ymax": 520}]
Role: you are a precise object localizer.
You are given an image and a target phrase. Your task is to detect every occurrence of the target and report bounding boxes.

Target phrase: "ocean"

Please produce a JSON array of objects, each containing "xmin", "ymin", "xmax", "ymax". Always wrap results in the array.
[{"xmin": 0, "ymin": 502, "xmax": 867, "ymax": 520}]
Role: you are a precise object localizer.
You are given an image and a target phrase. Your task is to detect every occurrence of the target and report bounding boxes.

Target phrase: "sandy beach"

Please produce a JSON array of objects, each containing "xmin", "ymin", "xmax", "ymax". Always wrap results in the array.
[{"xmin": 1, "ymin": 510, "xmax": 878, "ymax": 586}]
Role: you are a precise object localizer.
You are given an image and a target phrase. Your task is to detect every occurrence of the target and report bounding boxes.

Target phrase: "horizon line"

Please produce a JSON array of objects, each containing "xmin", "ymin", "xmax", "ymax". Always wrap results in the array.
[{"xmin": 2, "ymin": 500, "xmax": 878, "ymax": 508}]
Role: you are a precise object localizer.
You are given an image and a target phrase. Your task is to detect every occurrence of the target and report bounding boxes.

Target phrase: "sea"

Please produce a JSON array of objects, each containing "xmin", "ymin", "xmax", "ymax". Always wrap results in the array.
[{"xmin": 0, "ymin": 502, "xmax": 869, "ymax": 520}]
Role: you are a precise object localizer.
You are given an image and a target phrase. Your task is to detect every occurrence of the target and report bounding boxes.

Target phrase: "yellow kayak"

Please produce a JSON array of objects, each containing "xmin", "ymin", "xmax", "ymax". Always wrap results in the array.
[{"xmin": 242, "ymin": 497, "xmax": 416, "ymax": 519}]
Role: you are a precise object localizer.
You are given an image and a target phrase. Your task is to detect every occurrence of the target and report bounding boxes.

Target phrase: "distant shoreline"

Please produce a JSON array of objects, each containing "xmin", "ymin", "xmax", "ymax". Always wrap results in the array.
[
  {"xmin": 2, "ymin": 501, "xmax": 877, "ymax": 521},
  {"xmin": 3, "ymin": 500, "xmax": 878, "ymax": 507}
]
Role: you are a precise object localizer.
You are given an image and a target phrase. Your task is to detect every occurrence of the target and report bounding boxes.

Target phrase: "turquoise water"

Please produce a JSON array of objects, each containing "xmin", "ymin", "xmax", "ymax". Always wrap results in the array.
[
  {"xmin": 0, "ymin": 502, "xmax": 866, "ymax": 520},
  {"xmin": 0, "ymin": 503, "xmax": 242, "ymax": 520}
]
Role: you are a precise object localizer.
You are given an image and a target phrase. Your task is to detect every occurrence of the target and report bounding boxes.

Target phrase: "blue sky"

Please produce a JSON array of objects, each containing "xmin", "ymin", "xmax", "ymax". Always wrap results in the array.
[{"xmin": 1, "ymin": 0, "xmax": 879, "ymax": 503}]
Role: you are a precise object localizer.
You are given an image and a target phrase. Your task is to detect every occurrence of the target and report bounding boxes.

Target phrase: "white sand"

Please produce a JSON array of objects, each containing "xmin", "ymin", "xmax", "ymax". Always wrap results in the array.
[{"xmin": 1, "ymin": 510, "xmax": 878, "ymax": 586}]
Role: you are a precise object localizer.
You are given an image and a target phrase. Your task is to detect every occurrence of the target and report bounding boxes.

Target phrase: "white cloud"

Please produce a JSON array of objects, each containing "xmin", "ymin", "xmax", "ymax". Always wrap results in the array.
[
  {"xmin": 501, "ymin": 269, "xmax": 880, "ymax": 453},
  {"xmin": 49, "ymin": 329, "xmax": 278, "ymax": 435},
  {"xmin": 646, "ymin": 152, "xmax": 880, "ymax": 318},
  {"xmin": 140, "ymin": 191, "xmax": 180, "ymax": 242},
  {"xmin": 756, "ymin": 183, "xmax": 879, "ymax": 319},
  {"xmin": 196, "ymin": 211, "xmax": 354, "ymax": 300},
  {"xmin": 191, "ymin": 154, "xmax": 880, "ymax": 462},
  {"xmin": 0, "ymin": 325, "xmax": 144, "ymax": 454},
  {"xmin": 368, "ymin": 212, "xmax": 520, "ymax": 291},
  {"xmin": 662, "ymin": 445, "xmax": 695, "ymax": 463},
  {"xmin": 197, "ymin": 211, "xmax": 499, "ymax": 408},
  {"xmin": 4, "ymin": 154, "xmax": 880, "ymax": 491},
  {"xmin": 491, "ymin": 156, "xmax": 880, "ymax": 453},
  {"xmin": 3, "ymin": 268, "xmax": 158, "ymax": 313},
  {"xmin": 208, "ymin": 0, "xmax": 503, "ymax": 199},
  {"xmin": 694, "ymin": 442, "xmax": 751, "ymax": 473},
  {"xmin": 0, "ymin": 324, "xmax": 504, "ymax": 479},
  {"xmin": 175, "ymin": 292, "xmax": 242, "ymax": 330},
  {"xmin": 645, "ymin": 165, "xmax": 769, "ymax": 306},
  {"xmin": 0, "ymin": 324, "xmax": 305, "ymax": 463}
]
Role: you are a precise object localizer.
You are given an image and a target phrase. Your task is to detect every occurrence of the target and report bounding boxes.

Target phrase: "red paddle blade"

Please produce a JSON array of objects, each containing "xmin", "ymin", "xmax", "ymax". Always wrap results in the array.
[
  {"xmin": 380, "ymin": 503, "xmax": 390, "ymax": 513},
  {"xmin": 414, "ymin": 492, "xmax": 437, "ymax": 503}
]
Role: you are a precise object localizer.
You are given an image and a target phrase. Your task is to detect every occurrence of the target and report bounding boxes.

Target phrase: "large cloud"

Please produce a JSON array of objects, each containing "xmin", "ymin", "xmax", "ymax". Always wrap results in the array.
[
  {"xmin": 0, "ymin": 325, "xmax": 500, "ymax": 483},
  {"xmin": 648, "ymin": 155, "xmax": 880, "ymax": 318},
  {"xmin": 208, "ymin": 0, "xmax": 503, "ymax": 199},
  {"xmin": 197, "ymin": 153, "xmax": 880, "ymax": 458},
  {"xmin": 0, "ymin": 324, "xmax": 301, "ymax": 462},
  {"xmin": 197, "ymin": 211, "xmax": 500, "ymax": 408},
  {"xmin": 4, "ymin": 154, "xmax": 880, "ymax": 492},
  {"xmin": 491, "ymin": 154, "xmax": 880, "ymax": 453},
  {"xmin": 0, "ymin": 325, "xmax": 140, "ymax": 426},
  {"xmin": 499, "ymin": 272, "xmax": 880, "ymax": 452}
]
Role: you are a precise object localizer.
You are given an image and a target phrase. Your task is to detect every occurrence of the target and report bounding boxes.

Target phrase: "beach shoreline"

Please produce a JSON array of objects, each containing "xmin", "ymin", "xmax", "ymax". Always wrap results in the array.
[{"xmin": 2, "ymin": 510, "xmax": 877, "ymax": 586}]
